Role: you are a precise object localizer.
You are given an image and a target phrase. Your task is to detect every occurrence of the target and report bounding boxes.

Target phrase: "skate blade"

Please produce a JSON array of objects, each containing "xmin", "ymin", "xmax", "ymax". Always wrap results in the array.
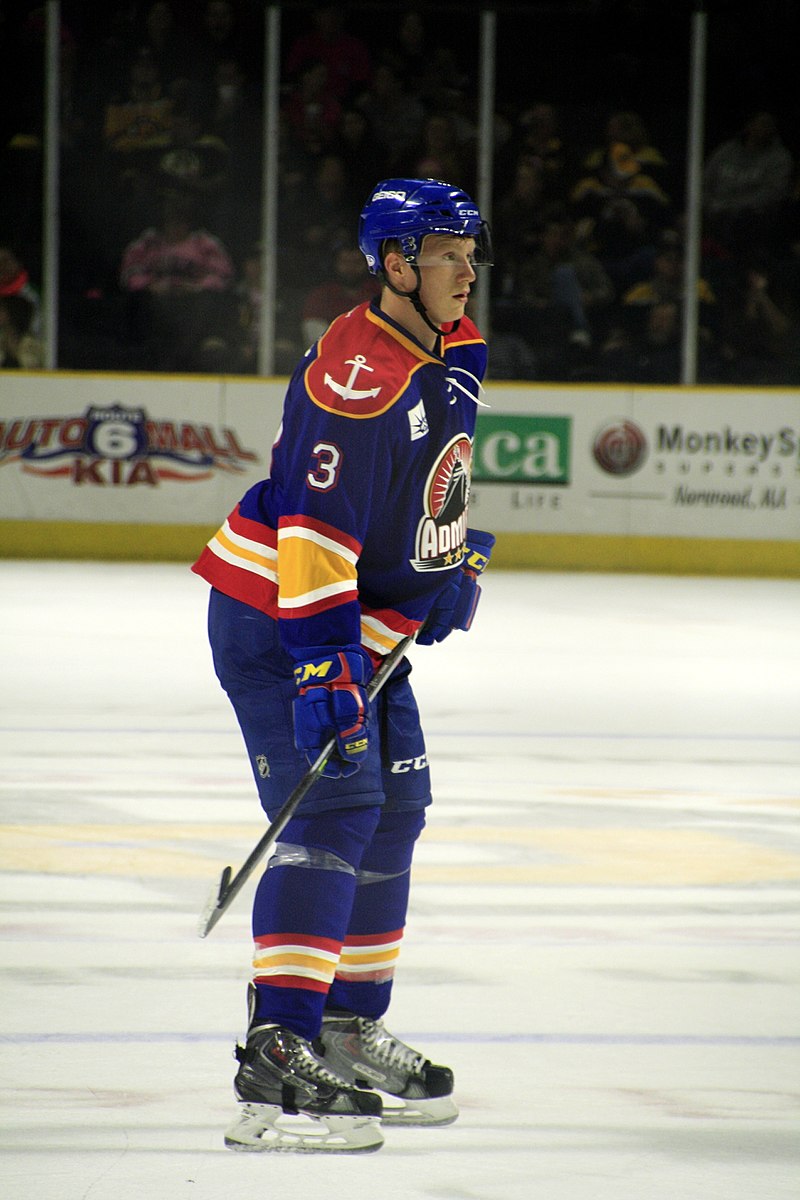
[
  {"xmin": 224, "ymin": 1103, "xmax": 384, "ymax": 1153},
  {"xmin": 379, "ymin": 1094, "xmax": 459, "ymax": 1127}
]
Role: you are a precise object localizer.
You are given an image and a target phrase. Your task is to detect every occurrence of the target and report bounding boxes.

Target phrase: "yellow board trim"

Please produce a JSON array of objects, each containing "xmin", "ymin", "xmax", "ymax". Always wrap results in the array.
[
  {"xmin": 491, "ymin": 533, "xmax": 800, "ymax": 578},
  {"xmin": 0, "ymin": 521, "xmax": 216, "ymax": 562},
  {"xmin": 1, "ymin": 521, "xmax": 799, "ymax": 578}
]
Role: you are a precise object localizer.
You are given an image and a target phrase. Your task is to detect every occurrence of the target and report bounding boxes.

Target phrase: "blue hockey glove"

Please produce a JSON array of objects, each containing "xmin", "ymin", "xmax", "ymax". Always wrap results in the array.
[
  {"xmin": 417, "ymin": 528, "xmax": 496, "ymax": 646},
  {"xmin": 293, "ymin": 645, "xmax": 373, "ymax": 778}
]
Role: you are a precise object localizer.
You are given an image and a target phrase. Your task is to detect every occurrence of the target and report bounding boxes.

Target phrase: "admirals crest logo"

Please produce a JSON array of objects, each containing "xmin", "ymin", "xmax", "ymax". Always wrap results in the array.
[{"xmin": 411, "ymin": 434, "xmax": 471, "ymax": 572}]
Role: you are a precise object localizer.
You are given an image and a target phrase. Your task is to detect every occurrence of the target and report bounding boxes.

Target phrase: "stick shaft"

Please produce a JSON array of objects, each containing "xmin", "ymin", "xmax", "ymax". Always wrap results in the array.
[{"xmin": 198, "ymin": 633, "xmax": 415, "ymax": 937}]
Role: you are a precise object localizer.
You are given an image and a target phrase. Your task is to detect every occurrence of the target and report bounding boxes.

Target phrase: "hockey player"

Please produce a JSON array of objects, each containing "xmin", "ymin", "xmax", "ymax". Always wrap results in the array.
[{"xmin": 192, "ymin": 178, "xmax": 495, "ymax": 1153}]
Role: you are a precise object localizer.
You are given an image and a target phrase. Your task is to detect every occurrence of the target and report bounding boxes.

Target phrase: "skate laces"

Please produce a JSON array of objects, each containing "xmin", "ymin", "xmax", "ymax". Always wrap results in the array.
[
  {"xmin": 359, "ymin": 1018, "xmax": 426, "ymax": 1077},
  {"xmin": 255, "ymin": 1025, "xmax": 350, "ymax": 1089}
]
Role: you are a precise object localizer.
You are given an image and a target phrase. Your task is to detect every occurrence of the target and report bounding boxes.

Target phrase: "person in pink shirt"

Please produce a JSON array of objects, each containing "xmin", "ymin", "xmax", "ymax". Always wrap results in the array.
[{"xmin": 119, "ymin": 191, "xmax": 235, "ymax": 369}]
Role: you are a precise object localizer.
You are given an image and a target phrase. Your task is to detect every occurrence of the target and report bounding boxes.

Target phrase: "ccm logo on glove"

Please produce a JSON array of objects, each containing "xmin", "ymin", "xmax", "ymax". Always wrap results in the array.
[
  {"xmin": 293, "ymin": 646, "xmax": 372, "ymax": 778},
  {"xmin": 294, "ymin": 658, "xmax": 336, "ymax": 685}
]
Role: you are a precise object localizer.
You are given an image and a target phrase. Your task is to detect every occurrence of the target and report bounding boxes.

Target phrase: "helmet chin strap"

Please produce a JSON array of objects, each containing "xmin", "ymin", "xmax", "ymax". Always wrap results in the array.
[{"xmin": 383, "ymin": 264, "xmax": 461, "ymax": 340}]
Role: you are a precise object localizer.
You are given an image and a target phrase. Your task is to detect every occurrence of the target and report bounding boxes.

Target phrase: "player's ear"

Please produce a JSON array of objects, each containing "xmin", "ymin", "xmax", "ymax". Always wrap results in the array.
[{"xmin": 383, "ymin": 248, "xmax": 414, "ymax": 292}]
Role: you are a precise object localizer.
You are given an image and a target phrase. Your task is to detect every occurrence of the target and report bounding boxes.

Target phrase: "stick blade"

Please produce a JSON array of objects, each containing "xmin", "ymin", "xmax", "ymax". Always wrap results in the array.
[{"xmin": 197, "ymin": 865, "xmax": 232, "ymax": 938}]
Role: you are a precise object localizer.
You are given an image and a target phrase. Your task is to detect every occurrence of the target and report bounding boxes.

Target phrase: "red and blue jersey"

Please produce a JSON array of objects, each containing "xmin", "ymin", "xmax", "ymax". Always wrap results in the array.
[{"xmin": 192, "ymin": 299, "xmax": 487, "ymax": 660}]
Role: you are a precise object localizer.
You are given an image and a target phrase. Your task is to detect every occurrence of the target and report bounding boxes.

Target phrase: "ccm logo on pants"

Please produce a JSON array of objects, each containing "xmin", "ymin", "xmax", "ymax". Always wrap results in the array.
[{"xmin": 390, "ymin": 755, "xmax": 428, "ymax": 774}]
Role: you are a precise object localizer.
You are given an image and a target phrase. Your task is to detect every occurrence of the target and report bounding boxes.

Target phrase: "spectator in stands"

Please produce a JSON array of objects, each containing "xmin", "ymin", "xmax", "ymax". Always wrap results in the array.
[
  {"xmin": 233, "ymin": 243, "xmax": 302, "ymax": 376},
  {"xmin": 283, "ymin": 60, "xmax": 343, "ymax": 160},
  {"xmin": 372, "ymin": 8, "xmax": 466, "ymax": 119},
  {"xmin": 715, "ymin": 256, "xmax": 800, "ymax": 384},
  {"xmin": 137, "ymin": 2, "xmax": 186, "ymax": 93},
  {"xmin": 771, "ymin": 184, "xmax": 800, "ymax": 323},
  {"xmin": 99, "ymin": 45, "xmax": 205, "ymax": 277},
  {"xmin": 508, "ymin": 103, "xmax": 569, "ymax": 203},
  {"xmin": 0, "ymin": 294, "xmax": 41, "ymax": 368},
  {"xmin": 393, "ymin": 9, "xmax": 427, "ymax": 97},
  {"xmin": 330, "ymin": 107, "xmax": 386, "ymax": 209},
  {"xmin": 570, "ymin": 137, "xmax": 672, "ymax": 293},
  {"xmin": 411, "ymin": 42, "xmax": 472, "ymax": 119},
  {"xmin": 484, "ymin": 303, "xmax": 539, "ymax": 380},
  {"xmin": 594, "ymin": 302, "xmax": 685, "ymax": 384},
  {"xmin": 120, "ymin": 190, "xmax": 234, "ymax": 295},
  {"xmin": 233, "ymin": 243, "xmax": 261, "ymax": 371},
  {"xmin": 354, "ymin": 63, "xmax": 425, "ymax": 174},
  {"xmin": 191, "ymin": 0, "xmax": 260, "ymax": 84},
  {"xmin": 622, "ymin": 228, "xmax": 716, "ymax": 312},
  {"xmin": 582, "ymin": 110, "xmax": 669, "ymax": 180},
  {"xmin": 0, "ymin": 245, "xmax": 41, "ymax": 334},
  {"xmin": 102, "ymin": 46, "xmax": 173, "ymax": 153},
  {"xmin": 513, "ymin": 213, "xmax": 614, "ymax": 351},
  {"xmin": 119, "ymin": 190, "xmax": 236, "ymax": 371},
  {"xmin": 144, "ymin": 92, "xmax": 230, "ymax": 221},
  {"xmin": 280, "ymin": 153, "xmax": 352, "ymax": 293},
  {"xmin": 208, "ymin": 57, "xmax": 259, "ymax": 157},
  {"xmin": 102, "ymin": 78, "xmax": 231, "ymax": 265},
  {"xmin": 703, "ymin": 111, "xmax": 793, "ymax": 255},
  {"xmin": 207, "ymin": 57, "xmax": 262, "ymax": 258},
  {"xmin": 615, "ymin": 228, "xmax": 719, "ymax": 377},
  {"xmin": 300, "ymin": 244, "xmax": 379, "ymax": 346},
  {"xmin": 408, "ymin": 111, "xmax": 475, "ymax": 195},
  {"xmin": 493, "ymin": 154, "xmax": 549, "ymax": 294},
  {"xmin": 276, "ymin": 109, "xmax": 316, "ymax": 215},
  {"xmin": 284, "ymin": 5, "xmax": 372, "ymax": 104}
]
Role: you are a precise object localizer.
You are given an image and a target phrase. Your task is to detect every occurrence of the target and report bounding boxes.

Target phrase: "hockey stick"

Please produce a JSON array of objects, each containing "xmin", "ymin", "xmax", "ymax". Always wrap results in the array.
[{"xmin": 197, "ymin": 631, "xmax": 416, "ymax": 938}]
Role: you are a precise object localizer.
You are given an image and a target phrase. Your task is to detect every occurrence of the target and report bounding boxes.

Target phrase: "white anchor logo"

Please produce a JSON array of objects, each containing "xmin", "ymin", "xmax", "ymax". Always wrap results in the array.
[{"xmin": 324, "ymin": 355, "xmax": 382, "ymax": 401}]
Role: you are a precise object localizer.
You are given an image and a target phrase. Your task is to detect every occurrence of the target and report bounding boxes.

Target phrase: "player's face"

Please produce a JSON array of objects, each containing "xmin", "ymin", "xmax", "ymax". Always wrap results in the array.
[{"xmin": 415, "ymin": 235, "xmax": 477, "ymax": 325}]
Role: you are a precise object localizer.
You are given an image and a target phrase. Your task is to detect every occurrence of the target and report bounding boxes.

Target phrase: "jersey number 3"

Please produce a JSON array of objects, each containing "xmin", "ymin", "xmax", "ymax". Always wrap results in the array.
[{"xmin": 306, "ymin": 441, "xmax": 342, "ymax": 491}]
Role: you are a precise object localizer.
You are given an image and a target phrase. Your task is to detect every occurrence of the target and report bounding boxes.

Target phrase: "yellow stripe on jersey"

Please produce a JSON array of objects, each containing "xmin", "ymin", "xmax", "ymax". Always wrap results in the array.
[
  {"xmin": 278, "ymin": 523, "xmax": 358, "ymax": 611},
  {"xmin": 210, "ymin": 519, "xmax": 278, "ymax": 581},
  {"xmin": 360, "ymin": 613, "xmax": 401, "ymax": 655}
]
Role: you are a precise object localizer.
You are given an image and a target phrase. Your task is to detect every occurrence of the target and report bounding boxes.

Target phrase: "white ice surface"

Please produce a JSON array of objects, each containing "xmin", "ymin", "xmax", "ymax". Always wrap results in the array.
[{"xmin": 1, "ymin": 562, "xmax": 799, "ymax": 1199}]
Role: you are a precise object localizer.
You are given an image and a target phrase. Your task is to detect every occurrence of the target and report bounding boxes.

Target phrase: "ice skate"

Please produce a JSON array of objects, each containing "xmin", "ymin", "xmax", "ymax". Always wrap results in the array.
[
  {"xmin": 224, "ymin": 1021, "xmax": 383, "ymax": 1153},
  {"xmin": 317, "ymin": 1011, "xmax": 458, "ymax": 1127}
]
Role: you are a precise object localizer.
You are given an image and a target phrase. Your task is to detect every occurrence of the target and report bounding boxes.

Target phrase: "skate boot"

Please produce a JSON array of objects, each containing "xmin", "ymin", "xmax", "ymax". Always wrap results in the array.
[
  {"xmin": 317, "ymin": 1011, "xmax": 458, "ymax": 1127},
  {"xmin": 224, "ymin": 1021, "xmax": 383, "ymax": 1153}
]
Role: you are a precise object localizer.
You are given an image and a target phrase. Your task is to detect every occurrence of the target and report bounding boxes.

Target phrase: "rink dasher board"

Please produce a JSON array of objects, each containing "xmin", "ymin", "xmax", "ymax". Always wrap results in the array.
[{"xmin": 0, "ymin": 372, "xmax": 797, "ymax": 575}]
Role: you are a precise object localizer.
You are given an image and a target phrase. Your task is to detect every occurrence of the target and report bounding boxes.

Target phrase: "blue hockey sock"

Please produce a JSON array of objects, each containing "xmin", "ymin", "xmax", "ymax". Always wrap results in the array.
[
  {"xmin": 250, "ymin": 805, "xmax": 381, "ymax": 1041},
  {"xmin": 326, "ymin": 808, "xmax": 426, "ymax": 1020}
]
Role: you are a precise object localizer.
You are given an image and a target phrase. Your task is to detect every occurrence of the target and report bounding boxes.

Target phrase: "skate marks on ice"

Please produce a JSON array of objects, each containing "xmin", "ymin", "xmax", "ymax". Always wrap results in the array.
[{"xmin": 0, "ymin": 564, "xmax": 799, "ymax": 1199}]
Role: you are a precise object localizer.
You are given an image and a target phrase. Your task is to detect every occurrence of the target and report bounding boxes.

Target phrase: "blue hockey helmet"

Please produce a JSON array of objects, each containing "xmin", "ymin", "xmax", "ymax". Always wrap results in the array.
[{"xmin": 358, "ymin": 178, "xmax": 493, "ymax": 275}]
